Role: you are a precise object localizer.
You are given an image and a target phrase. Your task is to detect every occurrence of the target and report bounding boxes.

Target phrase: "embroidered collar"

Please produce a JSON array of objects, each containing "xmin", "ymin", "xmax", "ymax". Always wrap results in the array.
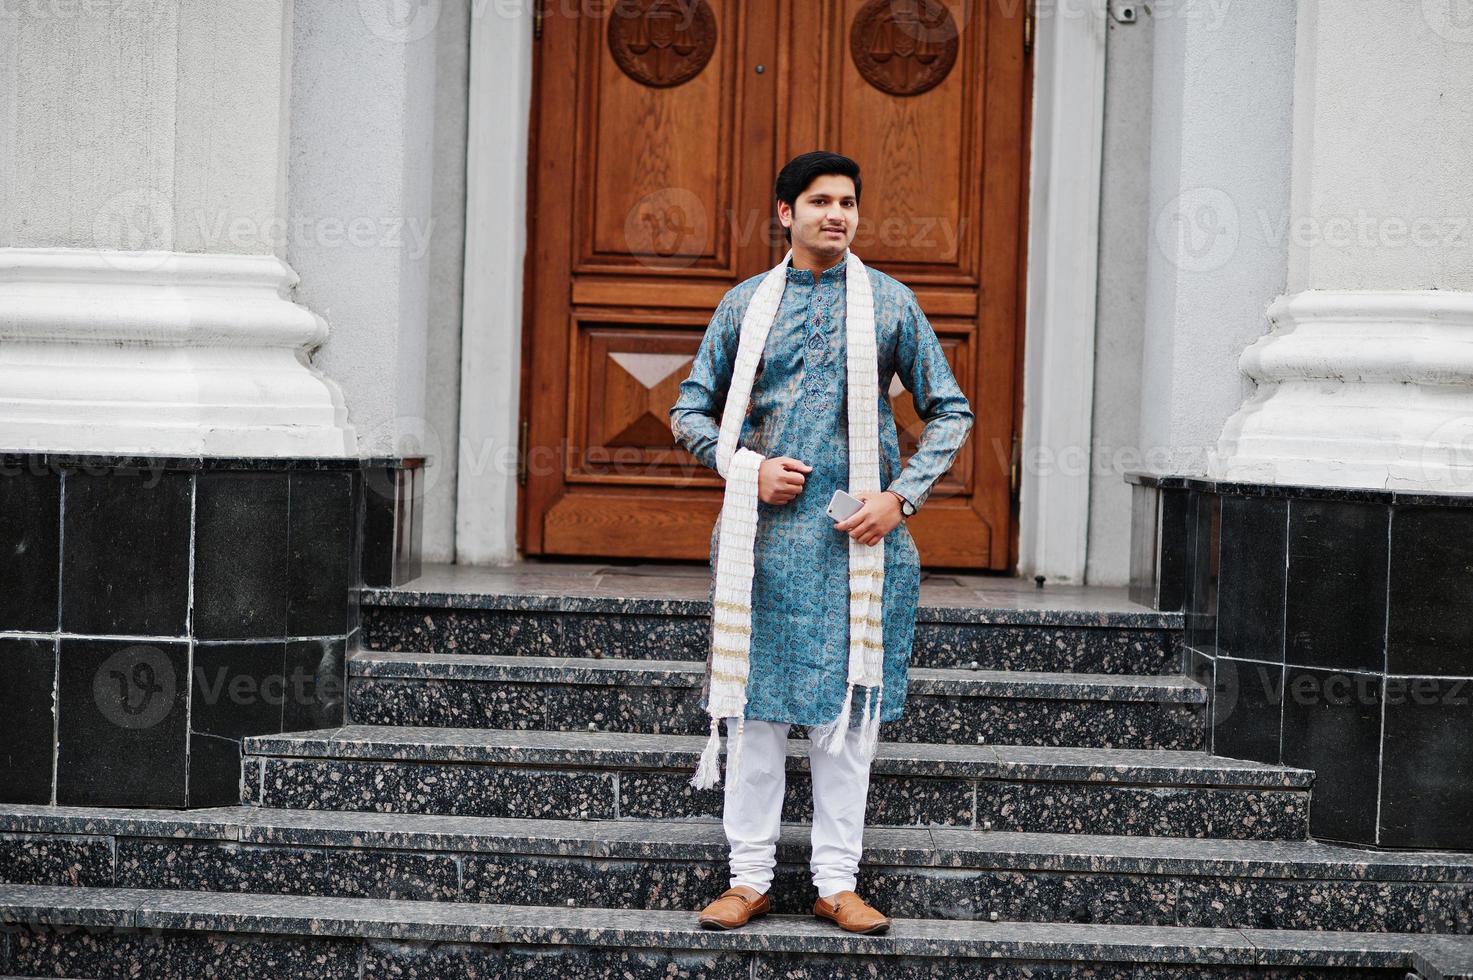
[{"xmin": 785, "ymin": 259, "xmax": 847, "ymax": 285}]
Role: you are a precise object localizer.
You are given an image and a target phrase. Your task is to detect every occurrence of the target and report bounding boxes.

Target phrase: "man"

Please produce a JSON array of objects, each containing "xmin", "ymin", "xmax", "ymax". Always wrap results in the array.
[{"xmin": 668, "ymin": 151, "xmax": 974, "ymax": 934}]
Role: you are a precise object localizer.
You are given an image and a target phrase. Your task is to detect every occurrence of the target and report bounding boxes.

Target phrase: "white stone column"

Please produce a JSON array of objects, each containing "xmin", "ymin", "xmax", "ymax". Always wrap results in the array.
[
  {"xmin": 0, "ymin": 0, "xmax": 355, "ymax": 456},
  {"xmin": 1211, "ymin": 0, "xmax": 1473, "ymax": 488},
  {"xmin": 1136, "ymin": 0, "xmax": 1297, "ymax": 479},
  {"xmin": 285, "ymin": 0, "xmax": 440, "ymax": 460}
]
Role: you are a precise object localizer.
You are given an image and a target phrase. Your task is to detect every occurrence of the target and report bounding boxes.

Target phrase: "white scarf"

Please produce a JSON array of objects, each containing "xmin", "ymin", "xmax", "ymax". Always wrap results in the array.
[{"xmin": 692, "ymin": 246, "xmax": 886, "ymax": 790}]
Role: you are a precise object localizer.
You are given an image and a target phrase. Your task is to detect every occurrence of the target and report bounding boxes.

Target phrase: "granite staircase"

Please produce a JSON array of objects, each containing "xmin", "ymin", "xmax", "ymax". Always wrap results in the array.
[{"xmin": 4, "ymin": 566, "xmax": 1473, "ymax": 977}]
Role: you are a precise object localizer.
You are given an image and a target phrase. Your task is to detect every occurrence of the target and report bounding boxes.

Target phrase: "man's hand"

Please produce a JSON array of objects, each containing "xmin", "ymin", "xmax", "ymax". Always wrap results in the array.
[
  {"xmin": 758, "ymin": 456, "xmax": 812, "ymax": 505},
  {"xmin": 833, "ymin": 491, "xmax": 903, "ymax": 546}
]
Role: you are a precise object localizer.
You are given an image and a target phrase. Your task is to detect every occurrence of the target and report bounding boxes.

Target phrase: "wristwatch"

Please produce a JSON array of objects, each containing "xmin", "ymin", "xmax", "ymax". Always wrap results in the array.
[{"xmin": 886, "ymin": 489, "xmax": 916, "ymax": 517}]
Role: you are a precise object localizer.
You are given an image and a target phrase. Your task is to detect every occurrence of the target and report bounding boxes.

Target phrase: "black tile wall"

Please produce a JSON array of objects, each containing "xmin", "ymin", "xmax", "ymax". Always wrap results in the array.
[
  {"xmin": 1211, "ymin": 655, "xmax": 1283, "ymax": 766},
  {"xmin": 361, "ymin": 465, "xmax": 399, "ymax": 588},
  {"xmin": 1130, "ymin": 475, "xmax": 1473, "ymax": 849},
  {"xmin": 0, "ymin": 469, "xmax": 60, "ymax": 632},
  {"xmin": 188, "ymin": 732, "xmax": 248, "ymax": 809},
  {"xmin": 60, "ymin": 470, "xmax": 192, "ymax": 636},
  {"xmin": 1284, "ymin": 499, "xmax": 1389, "ymax": 673},
  {"xmin": 1379, "ymin": 675, "xmax": 1473, "ymax": 849},
  {"xmin": 1215, "ymin": 496, "xmax": 1286, "ymax": 663},
  {"xmin": 1187, "ymin": 648, "xmax": 1213, "ymax": 691},
  {"xmin": 193, "ymin": 473, "xmax": 290, "ymax": 640},
  {"xmin": 1387, "ymin": 506, "xmax": 1473, "ymax": 677},
  {"xmin": 190, "ymin": 641, "xmax": 288, "ymax": 739},
  {"xmin": 399, "ymin": 466, "xmax": 424, "ymax": 584},
  {"xmin": 361, "ymin": 464, "xmax": 424, "ymax": 588},
  {"xmin": 0, "ymin": 636, "xmax": 57, "ymax": 804},
  {"xmin": 283, "ymin": 636, "xmax": 347, "ymax": 731},
  {"xmin": 288, "ymin": 472, "xmax": 354, "ymax": 637},
  {"xmin": 1127, "ymin": 482, "xmax": 1157, "ymax": 609},
  {"xmin": 1157, "ymin": 487, "xmax": 1192, "ymax": 613},
  {"xmin": 1281, "ymin": 665, "xmax": 1382, "ymax": 845},
  {"xmin": 1, "ymin": 456, "xmax": 418, "ymax": 810},
  {"xmin": 1184, "ymin": 492, "xmax": 1220, "ymax": 655},
  {"xmin": 55, "ymin": 637, "xmax": 190, "ymax": 807}
]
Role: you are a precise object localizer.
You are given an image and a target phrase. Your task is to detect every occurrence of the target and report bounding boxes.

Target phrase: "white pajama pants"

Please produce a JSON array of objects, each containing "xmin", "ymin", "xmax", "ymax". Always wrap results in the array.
[{"xmin": 723, "ymin": 718, "xmax": 872, "ymax": 898}]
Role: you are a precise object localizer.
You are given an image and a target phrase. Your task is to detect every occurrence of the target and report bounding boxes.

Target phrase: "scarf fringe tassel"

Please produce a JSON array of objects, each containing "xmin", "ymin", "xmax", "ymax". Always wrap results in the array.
[
  {"xmin": 810, "ymin": 684, "xmax": 886, "ymax": 761},
  {"xmin": 690, "ymin": 716, "xmax": 747, "ymax": 791},
  {"xmin": 691, "ymin": 718, "xmax": 723, "ymax": 790},
  {"xmin": 726, "ymin": 715, "xmax": 746, "ymax": 787},
  {"xmin": 860, "ymin": 686, "xmax": 884, "ymax": 761},
  {"xmin": 811, "ymin": 681, "xmax": 856, "ymax": 755}
]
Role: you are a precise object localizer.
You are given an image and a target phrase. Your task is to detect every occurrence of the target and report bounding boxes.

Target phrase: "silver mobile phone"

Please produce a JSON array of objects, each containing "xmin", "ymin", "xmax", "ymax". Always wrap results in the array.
[{"xmin": 826, "ymin": 488, "xmax": 864, "ymax": 522}]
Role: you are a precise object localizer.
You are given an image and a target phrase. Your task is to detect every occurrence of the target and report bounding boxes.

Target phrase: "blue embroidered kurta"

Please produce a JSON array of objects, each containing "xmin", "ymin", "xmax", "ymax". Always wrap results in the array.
[{"xmin": 669, "ymin": 257, "xmax": 974, "ymax": 726}]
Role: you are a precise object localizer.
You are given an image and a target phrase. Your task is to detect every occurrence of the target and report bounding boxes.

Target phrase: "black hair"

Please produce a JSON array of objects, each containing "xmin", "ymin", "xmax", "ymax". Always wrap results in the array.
[{"xmin": 774, "ymin": 151, "xmax": 861, "ymax": 243}]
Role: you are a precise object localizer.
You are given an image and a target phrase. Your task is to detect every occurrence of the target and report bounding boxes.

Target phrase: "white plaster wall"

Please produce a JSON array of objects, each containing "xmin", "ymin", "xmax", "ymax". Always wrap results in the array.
[
  {"xmin": 1287, "ymin": 1, "xmax": 1473, "ymax": 293},
  {"xmin": 1136, "ymin": 0, "xmax": 1295, "ymax": 476},
  {"xmin": 0, "ymin": 1, "xmax": 288, "ymax": 254},
  {"xmin": 1085, "ymin": 10, "xmax": 1153, "ymax": 586},
  {"xmin": 422, "ymin": 3, "xmax": 473, "ymax": 563},
  {"xmin": 287, "ymin": 0, "xmax": 438, "ymax": 455}
]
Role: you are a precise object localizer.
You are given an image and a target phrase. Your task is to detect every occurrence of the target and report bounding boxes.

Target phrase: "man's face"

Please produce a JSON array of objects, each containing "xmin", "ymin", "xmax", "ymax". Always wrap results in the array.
[{"xmin": 780, "ymin": 173, "xmax": 858, "ymax": 259}]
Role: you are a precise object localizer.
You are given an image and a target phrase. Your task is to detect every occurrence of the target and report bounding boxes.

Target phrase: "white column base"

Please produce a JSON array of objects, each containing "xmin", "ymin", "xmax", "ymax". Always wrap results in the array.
[
  {"xmin": 1210, "ymin": 289, "xmax": 1473, "ymax": 491},
  {"xmin": 0, "ymin": 248, "xmax": 356, "ymax": 457}
]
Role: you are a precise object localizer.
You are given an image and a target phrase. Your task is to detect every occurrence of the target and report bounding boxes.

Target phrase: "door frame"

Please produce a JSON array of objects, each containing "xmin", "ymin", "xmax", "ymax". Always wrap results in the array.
[
  {"xmin": 456, "ymin": 2, "xmax": 1103, "ymax": 576},
  {"xmin": 454, "ymin": 8, "xmax": 534, "ymax": 565},
  {"xmin": 1018, "ymin": 0, "xmax": 1108, "ymax": 584}
]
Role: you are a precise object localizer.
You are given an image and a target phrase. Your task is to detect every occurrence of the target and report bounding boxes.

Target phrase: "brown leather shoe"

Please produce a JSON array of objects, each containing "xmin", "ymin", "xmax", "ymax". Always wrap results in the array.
[
  {"xmin": 813, "ymin": 890, "xmax": 891, "ymax": 934},
  {"xmin": 697, "ymin": 885, "xmax": 771, "ymax": 930}
]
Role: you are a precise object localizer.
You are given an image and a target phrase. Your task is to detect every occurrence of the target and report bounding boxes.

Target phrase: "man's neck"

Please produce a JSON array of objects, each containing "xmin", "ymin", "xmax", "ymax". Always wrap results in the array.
[{"xmin": 790, "ymin": 246, "xmax": 846, "ymax": 275}]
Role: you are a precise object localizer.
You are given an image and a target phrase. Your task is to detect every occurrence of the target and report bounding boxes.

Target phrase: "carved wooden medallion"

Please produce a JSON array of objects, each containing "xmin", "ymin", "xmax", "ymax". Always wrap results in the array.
[
  {"xmin": 608, "ymin": 0, "xmax": 718, "ymax": 89},
  {"xmin": 850, "ymin": 0, "xmax": 959, "ymax": 97}
]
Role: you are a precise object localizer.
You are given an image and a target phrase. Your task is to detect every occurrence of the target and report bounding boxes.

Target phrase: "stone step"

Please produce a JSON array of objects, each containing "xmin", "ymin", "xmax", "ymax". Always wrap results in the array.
[
  {"xmin": 3, "ymin": 805, "xmax": 1473, "ymax": 934},
  {"xmin": 241, "ymin": 726, "xmax": 1312, "ymax": 840},
  {"xmin": 361, "ymin": 591, "xmax": 1184, "ymax": 675},
  {"xmin": 1, "ymin": 883, "xmax": 1470, "ymax": 978},
  {"xmin": 346, "ymin": 650, "xmax": 1208, "ymax": 749}
]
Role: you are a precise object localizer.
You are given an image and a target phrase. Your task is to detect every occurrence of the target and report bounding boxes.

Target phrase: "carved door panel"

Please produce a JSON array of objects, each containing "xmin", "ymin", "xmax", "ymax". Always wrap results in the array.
[{"xmin": 520, "ymin": 0, "xmax": 1029, "ymax": 569}]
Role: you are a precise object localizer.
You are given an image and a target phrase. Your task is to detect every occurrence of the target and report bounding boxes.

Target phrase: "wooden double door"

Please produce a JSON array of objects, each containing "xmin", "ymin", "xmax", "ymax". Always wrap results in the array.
[{"xmin": 519, "ymin": 0, "xmax": 1031, "ymax": 569}]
